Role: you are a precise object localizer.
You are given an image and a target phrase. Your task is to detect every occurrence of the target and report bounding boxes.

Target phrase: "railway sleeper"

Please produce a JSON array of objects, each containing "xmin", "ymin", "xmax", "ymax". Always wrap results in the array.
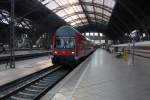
[
  {"xmin": 22, "ymin": 89, "xmax": 40, "ymax": 94},
  {"xmin": 25, "ymin": 88, "xmax": 42, "ymax": 92},
  {"xmin": 10, "ymin": 96, "xmax": 30, "ymax": 100},
  {"xmin": 18, "ymin": 91, "xmax": 36, "ymax": 96},
  {"xmin": 14, "ymin": 93, "xmax": 34, "ymax": 98},
  {"xmin": 45, "ymin": 76, "xmax": 59, "ymax": 79},
  {"xmin": 42, "ymin": 78, "xmax": 58, "ymax": 82},
  {"xmin": 39, "ymin": 80, "xmax": 49, "ymax": 83},
  {"xmin": 10, "ymin": 93, "xmax": 34, "ymax": 99},
  {"xmin": 34, "ymin": 83, "xmax": 47, "ymax": 87},
  {"xmin": 28, "ymin": 85, "xmax": 45, "ymax": 90}
]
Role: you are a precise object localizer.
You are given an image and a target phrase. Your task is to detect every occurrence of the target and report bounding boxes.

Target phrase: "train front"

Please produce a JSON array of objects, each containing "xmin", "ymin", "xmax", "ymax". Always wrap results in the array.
[{"xmin": 52, "ymin": 26, "xmax": 76, "ymax": 64}]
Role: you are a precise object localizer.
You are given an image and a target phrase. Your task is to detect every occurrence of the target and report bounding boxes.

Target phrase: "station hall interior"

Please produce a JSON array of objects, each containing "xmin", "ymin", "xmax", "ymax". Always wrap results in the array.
[{"xmin": 0, "ymin": 0, "xmax": 150, "ymax": 100}]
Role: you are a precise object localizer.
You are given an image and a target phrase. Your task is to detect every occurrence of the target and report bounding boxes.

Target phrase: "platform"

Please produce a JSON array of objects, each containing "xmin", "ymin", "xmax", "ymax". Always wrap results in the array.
[
  {"xmin": 0, "ymin": 56, "xmax": 52, "ymax": 86},
  {"xmin": 0, "ymin": 49, "xmax": 50, "ymax": 57},
  {"xmin": 42, "ymin": 49, "xmax": 150, "ymax": 100}
]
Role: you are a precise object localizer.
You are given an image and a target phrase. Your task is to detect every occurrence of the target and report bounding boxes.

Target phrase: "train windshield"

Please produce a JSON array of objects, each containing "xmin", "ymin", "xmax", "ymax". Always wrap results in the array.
[{"xmin": 55, "ymin": 37, "xmax": 75, "ymax": 49}]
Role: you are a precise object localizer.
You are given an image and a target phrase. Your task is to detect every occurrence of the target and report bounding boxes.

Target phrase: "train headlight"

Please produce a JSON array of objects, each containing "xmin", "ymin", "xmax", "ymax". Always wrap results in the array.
[
  {"xmin": 54, "ymin": 51, "xmax": 58, "ymax": 54},
  {"xmin": 72, "ymin": 52, "xmax": 75, "ymax": 54}
]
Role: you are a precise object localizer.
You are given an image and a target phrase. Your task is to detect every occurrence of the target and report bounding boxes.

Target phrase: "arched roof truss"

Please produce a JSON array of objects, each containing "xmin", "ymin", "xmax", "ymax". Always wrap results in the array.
[{"xmin": 40, "ymin": 0, "xmax": 116, "ymax": 27}]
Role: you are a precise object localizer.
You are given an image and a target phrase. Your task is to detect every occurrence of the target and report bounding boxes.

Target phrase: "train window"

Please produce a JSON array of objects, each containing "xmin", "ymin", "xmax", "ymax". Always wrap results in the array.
[{"xmin": 55, "ymin": 37, "xmax": 75, "ymax": 49}]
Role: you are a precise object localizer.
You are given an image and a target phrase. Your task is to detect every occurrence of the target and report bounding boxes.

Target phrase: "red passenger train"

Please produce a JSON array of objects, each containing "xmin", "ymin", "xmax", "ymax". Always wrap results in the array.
[{"xmin": 51, "ymin": 25, "xmax": 95, "ymax": 64}]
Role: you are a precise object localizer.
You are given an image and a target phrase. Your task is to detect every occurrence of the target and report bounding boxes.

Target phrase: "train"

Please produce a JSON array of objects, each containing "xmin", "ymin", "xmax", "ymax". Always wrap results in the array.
[
  {"xmin": 111, "ymin": 41, "xmax": 150, "ymax": 58},
  {"xmin": 51, "ymin": 25, "xmax": 95, "ymax": 64}
]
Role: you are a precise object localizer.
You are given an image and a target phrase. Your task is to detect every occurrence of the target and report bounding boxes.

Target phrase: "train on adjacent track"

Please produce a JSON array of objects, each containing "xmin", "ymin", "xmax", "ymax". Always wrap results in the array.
[
  {"xmin": 111, "ymin": 41, "xmax": 150, "ymax": 58},
  {"xmin": 51, "ymin": 25, "xmax": 95, "ymax": 64}
]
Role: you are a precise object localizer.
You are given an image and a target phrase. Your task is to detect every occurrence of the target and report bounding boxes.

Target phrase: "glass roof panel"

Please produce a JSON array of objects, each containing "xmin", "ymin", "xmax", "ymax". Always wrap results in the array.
[
  {"xmin": 85, "ymin": 5, "xmax": 94, "ymax": 12},
  {"xmin": 96, "ymin": 16, "xmax": 102, "ymax": 20},
  {"xmin": 68, "ymin": 0, "xmax": 78, "ymax": 4},
  {"xmin": 41, "ymin": 0, "xmax": 51, "ymax": 4},
  {"xmin": 40, "ymin": 0, "xmax": 116, "ymax": 27},
  {"xmin": 74, "ymin": 22, "xmax": 88, "ymax": 27},
  {"xmin": 104, "ymin": 0, "xmax": 116, "ymax": 8},
  {"xmin": 64, "ymin": 7, "xmax": 75, "ymax": 14},
  {"xmin": 94, "ymin": 0, "xmax": 103, "ymax": 4},
  {"xmin": 71, "ymin": 22, "xmax": 76, "ymax": 26},
  {"xmin": 74, "ymin": 20, "xmax": 82, "ymax": 24},
  {"xmin": 81, "ymin": 19, "xmax": 88, "ymax": 23},
  {"xmin": 56, "ymin": 10, "xmax": 66, "ymax": 17},
  {"xmin": 65, "ymin": 18, "xmax": 87, "ymax": 23},
  {"xmin": 65, "ymin": 17, "xmax": 73, "ymax": 22},
  {"xmin": 79, "ymin": 14, "xmax": 86, "ymax": 18},
  {"xmin": 103, "ymin": 10, "xmax": 111, "ymax": 17},
  {"xmin": 55, "ymin": 0, "xmax": 68, "ymax": 6},
  {"xmin": 72, "ymin": 5, "xmax": 83, "ymax": 12},
  {"xmin": 71, "ymin": 15, "xmax": 79, "ymax": 20},
  {"xmin": 82, "ymin": 0, "xmax": 92, "ymax": 2},
  {"xmin": 103, "ymin": 17, "xmax": 109, "ymax": 22},
  {"xmin": 95, "ymin": 7, "xmax": 102, "ymax": 13},
  {"xmin": 89, "ymin": 14, "xmax": 95, "ymax": 18},
  {"xmin": 45, "ymin": 1, "xmax": 59, "ymax": 10}
]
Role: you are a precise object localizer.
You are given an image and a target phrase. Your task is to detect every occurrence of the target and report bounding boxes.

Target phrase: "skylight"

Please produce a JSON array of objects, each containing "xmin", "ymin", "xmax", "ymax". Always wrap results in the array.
[{"xmin": 40, "ymin": 0, "xmax": 116, "ymax": 27}]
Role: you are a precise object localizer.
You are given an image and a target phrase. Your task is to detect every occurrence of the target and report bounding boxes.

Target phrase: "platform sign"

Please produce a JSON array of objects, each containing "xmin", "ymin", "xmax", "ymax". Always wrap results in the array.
[{"xmin": 123, "ymin": 48, "xmax": 128, "ymax": 61}]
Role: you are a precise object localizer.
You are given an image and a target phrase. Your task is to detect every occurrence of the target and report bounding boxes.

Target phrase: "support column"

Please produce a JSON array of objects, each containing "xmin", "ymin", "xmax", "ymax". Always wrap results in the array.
[{"xmin": 10, "ymin": 0, "xmax": 15, "ymax": 68}]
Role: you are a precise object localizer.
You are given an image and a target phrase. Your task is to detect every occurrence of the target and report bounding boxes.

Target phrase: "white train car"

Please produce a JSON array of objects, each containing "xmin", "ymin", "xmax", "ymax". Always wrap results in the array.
[{"xmin": 111, "ymin": 41, "xmax": 150, "ymax": 58}]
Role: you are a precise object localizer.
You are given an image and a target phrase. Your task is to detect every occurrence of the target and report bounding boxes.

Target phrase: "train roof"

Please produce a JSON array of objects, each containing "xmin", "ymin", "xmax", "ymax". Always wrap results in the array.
[{"xmin": 56, "ymin": 25, "xmax": 79, "ymax": 37}]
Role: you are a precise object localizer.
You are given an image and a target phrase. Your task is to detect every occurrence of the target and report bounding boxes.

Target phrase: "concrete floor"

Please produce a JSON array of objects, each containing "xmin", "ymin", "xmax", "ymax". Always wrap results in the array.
[
  {"xmin": 48, "ymin": 49, "xmax": 150, "ymax": 100},
  {"xmin": 0, "ymin": 50, "xmax": 49, "ymax": 57},
  {"xmin": 0, "ymin": 56, "xmax": 52, "ymax": 86}
]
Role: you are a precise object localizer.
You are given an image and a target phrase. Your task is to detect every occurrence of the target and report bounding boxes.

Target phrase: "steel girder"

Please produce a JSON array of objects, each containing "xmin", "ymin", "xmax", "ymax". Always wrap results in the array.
[
  {"xmin": 52, "ymin": 2, "xmax": 112, "ymax": 13},
  {"xmin": 63, "ymin": 11, "xmax": 109, "ymax": 21},
  {"xmin": 0, "ymin": 10, "xmax": 33, "ymax": 30},
  {"xmin": 68, "ymin": 17, "xmax": 108, "ymax": 25},
  {"xmin": 79, "ymin": 0, "xmax": 91, "ymax": 24},
  {"xmin": 52, "ymin": 1, "xmax": 112, "ymax": 26}
]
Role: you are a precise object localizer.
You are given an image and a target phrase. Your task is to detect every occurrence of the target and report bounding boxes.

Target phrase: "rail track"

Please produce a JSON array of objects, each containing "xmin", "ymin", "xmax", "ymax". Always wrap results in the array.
[
  {"xmin": 0, "ymin": 50, "xmax": 94, "ymax": 100},
  {"xmin": 0, "ymin": 65, "xmax": 73, "ymax": 100}
]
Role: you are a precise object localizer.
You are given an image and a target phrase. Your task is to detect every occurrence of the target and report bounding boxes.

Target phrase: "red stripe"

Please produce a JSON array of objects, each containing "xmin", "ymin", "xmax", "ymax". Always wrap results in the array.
[{"xmin": 134, "ymin": 50, "xmax": 150, "ymax": 54}]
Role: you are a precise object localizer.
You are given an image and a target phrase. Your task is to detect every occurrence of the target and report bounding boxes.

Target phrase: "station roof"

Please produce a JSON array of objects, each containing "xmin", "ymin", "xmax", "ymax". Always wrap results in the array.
[
  {"xmin": 107, "ymin": 0, "xmax": 150, "ymax": 40},
  {"xmin": 41, "ymin": 0, "xmax": 116, "ymax": 28},
  {"xmin": 0, "ymin": 0, "xmax": 150, "ymax": 41}
]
